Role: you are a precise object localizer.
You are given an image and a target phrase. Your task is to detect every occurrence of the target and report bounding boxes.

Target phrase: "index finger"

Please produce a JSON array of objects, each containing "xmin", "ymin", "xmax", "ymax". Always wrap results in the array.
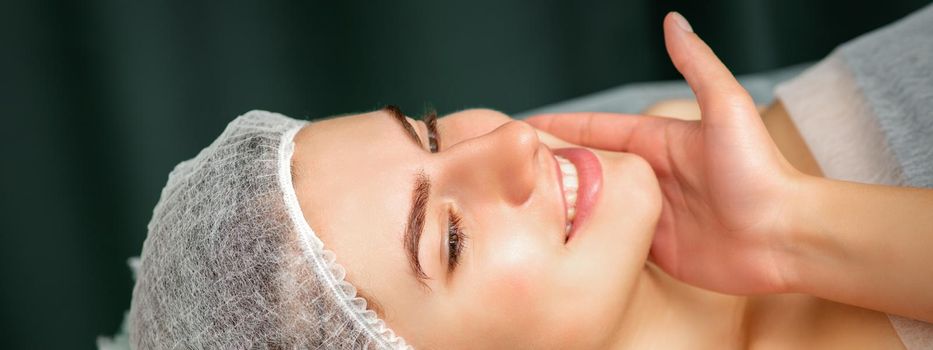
[{"xmin": 524, "ymin": 112, "xmax": 670, "ymax": 152}]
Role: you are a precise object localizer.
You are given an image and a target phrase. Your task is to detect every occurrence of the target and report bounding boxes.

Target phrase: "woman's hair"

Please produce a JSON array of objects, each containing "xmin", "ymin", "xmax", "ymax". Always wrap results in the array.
[{"xmin": 128, "ymin": 111, "xmax": 409, "ymax": 349}]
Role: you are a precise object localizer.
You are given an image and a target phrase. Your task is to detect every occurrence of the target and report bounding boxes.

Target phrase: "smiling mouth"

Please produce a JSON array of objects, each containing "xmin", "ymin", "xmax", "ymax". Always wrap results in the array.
[
  {"xmin": 553, "ymin": 148, "xmax": 602, "ymax": 243},
  {"xmin": 555, "ymin": 155, "xmax": 579, "ymax": 235}
]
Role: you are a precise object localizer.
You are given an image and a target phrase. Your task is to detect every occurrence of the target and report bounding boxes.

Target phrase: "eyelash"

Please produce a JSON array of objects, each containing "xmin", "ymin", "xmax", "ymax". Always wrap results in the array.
[{"xmin": 446, "ymin": 209, "xmax": 467, "ymax": 272}]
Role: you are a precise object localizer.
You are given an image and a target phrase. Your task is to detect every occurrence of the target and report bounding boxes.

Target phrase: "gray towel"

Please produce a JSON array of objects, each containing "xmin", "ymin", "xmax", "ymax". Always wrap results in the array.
[
  {"xmin": 838, "ymin": 3, "xmax": 933, "ymax": 189},
  {"xmin": 517, "ymin": 63, "xmax": 810, "ymax": 118},
  {"xmin": 836, "ymin": 5, "xmax": 933, "ymax": 348}
]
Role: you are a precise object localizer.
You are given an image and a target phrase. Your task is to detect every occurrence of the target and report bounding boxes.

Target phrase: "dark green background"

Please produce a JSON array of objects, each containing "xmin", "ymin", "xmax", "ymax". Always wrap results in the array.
[{"xmin": 2, "ymin": 0, "xmax": 929, "ymax": 348}]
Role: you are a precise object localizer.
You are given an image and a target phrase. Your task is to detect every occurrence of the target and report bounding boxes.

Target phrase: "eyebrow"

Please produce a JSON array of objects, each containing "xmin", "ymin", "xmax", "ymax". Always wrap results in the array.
[
  {"xmin": 385, "ymin": 105, "xmax": 424, "ymax": 148},
  {"xmin": 405, "ymin": 172, "xmax": 431, "ymax": 282},
  {"xmin": 384, "ymin": 105, "xmax": 431, "ymax": 283}
]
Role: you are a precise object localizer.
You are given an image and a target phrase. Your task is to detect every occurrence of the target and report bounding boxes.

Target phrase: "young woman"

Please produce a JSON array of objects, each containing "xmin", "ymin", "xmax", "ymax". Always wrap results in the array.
[{"xmin": 127, "ymin": 11, "xmax": 932, "ymax": 350}]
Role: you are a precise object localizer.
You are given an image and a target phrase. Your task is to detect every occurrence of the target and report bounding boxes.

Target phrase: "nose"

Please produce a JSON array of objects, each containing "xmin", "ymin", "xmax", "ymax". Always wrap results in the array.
[{"xmin": 442, "ymin": 120, "xmax": 540, "ymax": 205}]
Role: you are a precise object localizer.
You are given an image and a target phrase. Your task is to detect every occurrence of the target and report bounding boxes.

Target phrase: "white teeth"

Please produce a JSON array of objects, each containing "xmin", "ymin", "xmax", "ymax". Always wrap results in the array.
[
  {"xmin": 556, "ymin": 155, "xmax": 579, "ymax": 235},
  {"xmin": 564, "ymin": 191, "xmax": 577, "ymax": 206}
]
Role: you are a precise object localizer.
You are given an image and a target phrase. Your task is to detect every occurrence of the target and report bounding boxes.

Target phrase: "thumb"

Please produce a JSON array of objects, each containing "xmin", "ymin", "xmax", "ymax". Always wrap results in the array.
[{"xmin": 663, "ymin": 12, "xmax": 761, "ymax": 130}]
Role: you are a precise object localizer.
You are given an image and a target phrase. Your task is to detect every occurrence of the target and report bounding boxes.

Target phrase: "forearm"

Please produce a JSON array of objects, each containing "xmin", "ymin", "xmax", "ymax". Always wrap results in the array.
[{"xmin": 781, "ymin": 175, "xmax": 933, "ymax": 322}]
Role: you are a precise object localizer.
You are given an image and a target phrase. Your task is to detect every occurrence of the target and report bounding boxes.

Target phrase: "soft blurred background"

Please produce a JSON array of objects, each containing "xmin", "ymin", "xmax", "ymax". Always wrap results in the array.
[{"xmin": 1, "ymin": 0, "xmax": 930, "ymax": 347}]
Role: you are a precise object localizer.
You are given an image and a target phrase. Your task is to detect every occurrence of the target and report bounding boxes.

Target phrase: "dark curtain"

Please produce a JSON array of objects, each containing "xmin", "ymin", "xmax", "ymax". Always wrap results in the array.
[{"xmin": 1, "ymin": 0, "xmax": 929, "ymax": 347}]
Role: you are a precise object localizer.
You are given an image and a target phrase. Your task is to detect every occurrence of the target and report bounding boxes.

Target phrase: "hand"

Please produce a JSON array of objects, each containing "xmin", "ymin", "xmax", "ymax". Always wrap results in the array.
[{"xmin": 527, "ymin": 13, "xmax": 805, "ymax": 295}]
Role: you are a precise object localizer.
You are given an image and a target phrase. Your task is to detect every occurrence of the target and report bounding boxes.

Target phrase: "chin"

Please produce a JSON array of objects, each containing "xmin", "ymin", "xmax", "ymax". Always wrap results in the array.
[
  {"xmin": 571, "ymin": 147, "xmax": 662, "ymax": 301},
  {"xmin": 571, "ymin": 148, "xmax": 661, "ymax": 247}
]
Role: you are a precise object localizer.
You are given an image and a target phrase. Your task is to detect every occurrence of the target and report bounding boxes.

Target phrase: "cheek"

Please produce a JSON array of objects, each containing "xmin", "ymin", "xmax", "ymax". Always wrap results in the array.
[
  {"xmin": 455, "ymin": 234, "xmax": 597, "ymax": 348},
  {"xmin": 454, "ymin": 235, "xmax": 553, "ymax": 338},
  {"xmin": 475, "ymin": 236, "xmax": 548, "ymax": 309},
  {"xmin": 463, "ymin": 252, "xmax": 609, "ymax": 349}
]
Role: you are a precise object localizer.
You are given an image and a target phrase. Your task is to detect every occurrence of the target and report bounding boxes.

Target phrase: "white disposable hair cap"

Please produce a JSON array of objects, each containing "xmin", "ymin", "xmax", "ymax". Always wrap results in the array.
[{"xmin": 129, "ymin": 110, "xmax": 411, "ymax": 349}]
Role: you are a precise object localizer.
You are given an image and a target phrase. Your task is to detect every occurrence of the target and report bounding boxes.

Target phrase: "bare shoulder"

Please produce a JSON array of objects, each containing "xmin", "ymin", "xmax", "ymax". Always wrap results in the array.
[{"xmin": 747, "ymin": 295, "xmax": 905, "ymax": 350}]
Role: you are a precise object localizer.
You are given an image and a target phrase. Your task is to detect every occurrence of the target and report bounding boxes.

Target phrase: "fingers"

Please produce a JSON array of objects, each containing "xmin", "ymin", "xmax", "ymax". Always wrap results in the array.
[
  {"xmin": 663, "ymin": 12, "xmax": 759, "ymax": 128},
  {"xmin": 525, "ymin": 112, "xmax": 668, "ymax": 151}
]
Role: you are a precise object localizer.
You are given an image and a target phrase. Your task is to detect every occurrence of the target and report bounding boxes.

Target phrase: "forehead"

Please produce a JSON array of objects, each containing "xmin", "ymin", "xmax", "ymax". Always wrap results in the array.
[{"xmin": 290, "ymin": 111, "xmax": 424, "ymax": 305}]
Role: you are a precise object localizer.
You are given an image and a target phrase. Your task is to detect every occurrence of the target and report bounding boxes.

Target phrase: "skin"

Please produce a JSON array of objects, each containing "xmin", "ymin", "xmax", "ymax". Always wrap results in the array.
[
  {"xmin": 284, "ymin": 11, "xmax": 929, "ymax": 350},
  {"xmin": 289, "ymin": 108, "xmax": 906, "ymax": 349},
  {"xmin": 633, "ymin": 99, "xmax": 909, "ymax": 349},
  {"xmin": 288, "ymin": 106, "xmax": 909, "ymax": 349},
  {"xmin": 291, "ymin": 108, "xmax": 666, "ymax": 349},
  {"xmin": 529, "ymin": 11, "xmax": 933, "ymax": 348}
]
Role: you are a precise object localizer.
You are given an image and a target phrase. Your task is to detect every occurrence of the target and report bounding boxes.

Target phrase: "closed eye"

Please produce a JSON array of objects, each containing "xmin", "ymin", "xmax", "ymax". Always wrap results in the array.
[{"xmin": 447, "ymin": 208, "xmax": 467, "ymax": 272}]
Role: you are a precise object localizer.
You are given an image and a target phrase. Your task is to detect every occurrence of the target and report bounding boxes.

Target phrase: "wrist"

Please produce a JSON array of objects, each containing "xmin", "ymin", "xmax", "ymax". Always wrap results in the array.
[{"xmin": 772, "ymin": 173, "xmax": 830, "ymax": 294}]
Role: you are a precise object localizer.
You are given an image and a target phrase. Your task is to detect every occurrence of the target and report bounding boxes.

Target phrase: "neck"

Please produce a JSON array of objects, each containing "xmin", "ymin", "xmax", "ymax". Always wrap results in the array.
[{"xmin": 608, "ymin": 263, "xmax": 751, "ymax": 350}]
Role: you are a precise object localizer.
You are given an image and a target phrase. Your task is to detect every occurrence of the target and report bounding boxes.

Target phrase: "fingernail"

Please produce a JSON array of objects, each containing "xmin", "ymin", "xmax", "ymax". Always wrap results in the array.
[{"xmin": 671, "ymin": 12, "xmax": 693, "ymax": 33}]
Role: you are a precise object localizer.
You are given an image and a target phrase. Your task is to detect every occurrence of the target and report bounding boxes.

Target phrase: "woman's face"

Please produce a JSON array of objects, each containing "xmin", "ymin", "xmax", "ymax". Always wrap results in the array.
[{"xmin": 292, "ymin": 108, "xmax": 661, "ymax": 349}]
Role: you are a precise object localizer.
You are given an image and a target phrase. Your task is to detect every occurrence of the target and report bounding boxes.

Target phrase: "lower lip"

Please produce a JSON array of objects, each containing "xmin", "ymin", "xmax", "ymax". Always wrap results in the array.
[{"xmin": 553, "ymin": 148, "xmax": 602, "ymax": 243}]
